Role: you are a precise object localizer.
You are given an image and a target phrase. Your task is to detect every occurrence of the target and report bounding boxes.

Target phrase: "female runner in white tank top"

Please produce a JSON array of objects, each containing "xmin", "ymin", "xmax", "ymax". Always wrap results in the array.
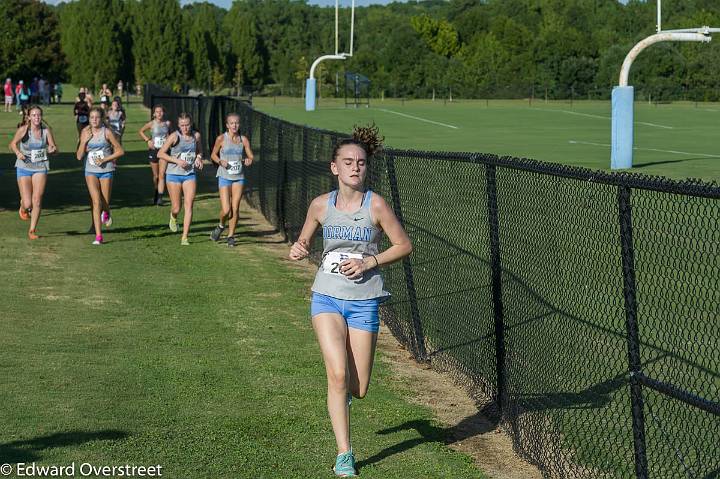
[
  {"xmin": 139, "ymin": 105, "xmax": 172, "ymax": 205},
  {"xmin": 9, "ymin": 105, "xmax": 58, "ymax": 240},
  {"xmin": 288, "ymin": 125, "xmax": 413, "ymax": 477},
  {"xmin": 76, "ymin": 106, "xmax": 124, "ymax": 245},
  {"xmin": 208, "ymin": 112, "xmax": 254, "ymax": 247},
  {"xmin": 157, "ymin": 112, "xmax": 204, "ymax": 245}
]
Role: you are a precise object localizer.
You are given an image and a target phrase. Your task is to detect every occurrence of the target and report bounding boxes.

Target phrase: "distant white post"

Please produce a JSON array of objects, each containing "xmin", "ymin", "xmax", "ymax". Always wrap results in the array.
[{"xmin": 306, "ymin": 0, "xmax": 355, "ymax": 111}]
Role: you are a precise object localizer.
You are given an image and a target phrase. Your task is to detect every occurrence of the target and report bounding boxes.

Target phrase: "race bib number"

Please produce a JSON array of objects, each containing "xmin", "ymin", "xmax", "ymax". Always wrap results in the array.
[
  {"xmin": 30, "ymin": 149, "xmax": 47, "ymax": 163},
  {"xmin": 153, "ymin": 136, "xmax": 166, "ymax": 148},
  {"xmin": 78, "ymin": 115, "xmax": 88, "ymax": 123},
  {"xmin": 180, "ymin": 151, "xmax": 195, "ymax": 166},
  {"xmin": 88, "ymin": 150, "xmax": 104, "ymax": 165},
  {"xmin": 227, "ymin": 160, "xmax": 242, "ymax": 175},
  {"xmin": 322, "ymin": 252, "xmax": 363, "ymax": 276},
  {"xmin": 101, "ymin": 96, "xmax": 108, "ymax": 103}
]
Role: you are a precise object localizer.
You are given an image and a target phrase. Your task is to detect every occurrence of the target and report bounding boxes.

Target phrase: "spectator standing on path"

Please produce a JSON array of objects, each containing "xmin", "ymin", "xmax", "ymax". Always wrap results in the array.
[
  {"xmin": 54, "ymin": 82, "xmax": 63, "ymax": 103},
  {"xmin": 15, "ymin": 80, "xmax": 23, "ymax": 111},
  {"xmin": 30, "ymin": 78, "xmax": 38, "ymax": 104},
  {"xmin": 4, "ymin": 79, "xmax": 13, "ymax": 112},
  {"xmin": 43, "ymin": 78, "xmax": 50, "ymax": 105}
]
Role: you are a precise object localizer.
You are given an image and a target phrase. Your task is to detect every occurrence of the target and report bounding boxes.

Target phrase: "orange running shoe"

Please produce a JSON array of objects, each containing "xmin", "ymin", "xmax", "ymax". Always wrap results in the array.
[
  {"xmin": 19, "ymin": 207, "xmax": 29, "ymax": 221},
  {"xmin": 28, "ymin": 229, "xmax": 39, "ymax": 240}
]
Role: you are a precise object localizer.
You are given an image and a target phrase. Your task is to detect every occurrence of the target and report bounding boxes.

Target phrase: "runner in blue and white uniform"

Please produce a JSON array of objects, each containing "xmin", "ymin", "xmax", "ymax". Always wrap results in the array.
[
  {"xmin": 209, "ymin": 113, "xmax": 254, "ymax": 247},
  {"xmin": 76, "ymin": 106, "xmax": 124, "ymax": 245},
  {"xmin": 107, "ymin": 98, "xmax": 126, "ymax": 141},
  {"xmin": 157, "ymin": 112, "xmax": 203, "ymax": 245},
  {"xmin": 288, "ymin": 125, "xmax": 413, "ymax": 478},
  {"xmin": 139, "ymin": 105, "xmax": 172, "ymax": 205},
  {"xmin": 9, "ymin": 105, "xmax": 57, "ymax": 240},
  {"xmin": 74, "ymin": 90, "xmax": 90, "ymax": 139}
]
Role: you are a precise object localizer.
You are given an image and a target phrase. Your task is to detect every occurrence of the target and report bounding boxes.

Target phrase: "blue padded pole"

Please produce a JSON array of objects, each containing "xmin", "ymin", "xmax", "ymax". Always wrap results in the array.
[
  {"xmin": 305, "ymin": 78, "xmax": 316, "ymax": 111},
  {"xmin": 611, "ymin": 86, "xmax": 634, "ymax": 170}
]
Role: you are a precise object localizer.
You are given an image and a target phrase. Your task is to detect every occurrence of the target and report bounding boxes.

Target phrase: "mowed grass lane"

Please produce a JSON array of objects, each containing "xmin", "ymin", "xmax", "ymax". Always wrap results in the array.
[
  {"xmin": 254, "ymin": 97, "xmax": 720, "ymax": 182},
  {"xmin": 0, "ymin": 103, "xmax": 486, "ymax": 478}
]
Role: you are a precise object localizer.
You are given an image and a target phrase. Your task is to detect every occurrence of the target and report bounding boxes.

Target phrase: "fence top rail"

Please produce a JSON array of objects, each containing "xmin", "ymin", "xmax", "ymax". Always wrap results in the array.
[
  {"xmin": 143, "ymin": 85, "xmax": 720, "ymax": 199},
  {"xmin": 385, "ymin": 148, "xmax": 720, "ymax": 199}
]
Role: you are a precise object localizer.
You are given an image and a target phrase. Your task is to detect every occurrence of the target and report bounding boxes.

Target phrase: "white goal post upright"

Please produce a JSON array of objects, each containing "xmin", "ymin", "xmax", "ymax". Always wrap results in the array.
[
  {"xmin": 305, "ymin": 0, "xmax": 355, "ymax": 111},
  {"xmin": 610, "ymin": 0, "xmax": 716, "ymax": 169}
]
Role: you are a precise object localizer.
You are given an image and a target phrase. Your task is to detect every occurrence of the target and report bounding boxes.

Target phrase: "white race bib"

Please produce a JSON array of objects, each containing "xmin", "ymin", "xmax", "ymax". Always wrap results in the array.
[
  {"xmin": 30, "ymin": 149, "xmax": 47, "ymax": 163},
  {"xmin": 88, "ymin": 150, "xmax": 104, "ymax": 165},
  {"xmin": 180, "ymin": 151, "xmax": 195, "ymax": 167},
  {"xmin": 227, "ymin": 160, "xmax": 242, "ymax": 175},
  {"xmin": 322, "ymin": 252, "xmax": 364, "ymax": 276},
  {"xmin": 153, "ymin": 136, "xmax": 166, "ymax": 148}
]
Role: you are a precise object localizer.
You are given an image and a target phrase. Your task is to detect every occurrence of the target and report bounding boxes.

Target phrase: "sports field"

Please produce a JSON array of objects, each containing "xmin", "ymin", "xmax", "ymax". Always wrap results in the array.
[
  {"xmin": 254, "ymin": 97, "xmax": 720, "ymax": 183},
  {"xmin": 0, "ymin": 103, "xmax": 488, "ymax": 478}
]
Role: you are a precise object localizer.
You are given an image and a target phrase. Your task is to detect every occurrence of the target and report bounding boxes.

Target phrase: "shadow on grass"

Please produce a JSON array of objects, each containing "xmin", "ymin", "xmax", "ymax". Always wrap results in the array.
[
  {"xmin": 357, "ymin": 376, "xmax": 626, "ymax": 472},
  {"xmin": 634, "ymin": 157, "xmax": 714, "ymax": 168},
  {"xmin": 357, "ymin": 403, "xmax": 500, "ymax": 472},
  {"xmin": 0, "ymin": 430, "xmax": 128, "ymax": 463}
]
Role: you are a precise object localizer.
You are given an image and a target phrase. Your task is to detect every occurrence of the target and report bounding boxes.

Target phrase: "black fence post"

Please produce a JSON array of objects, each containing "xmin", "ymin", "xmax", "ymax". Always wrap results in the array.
[
  {"xmin": 301, "ymin": 129, "xmax": 309, "ymax": 220},
  {"xmin": 618, "ymin": 185, "xmax": 649, "ymax": 479},
  {"xmin": 277, "ymin": 124, "xmax": 288, "ymax": 240},
  {"xmin": 385, "ymin": 152, "xmax": 427, "ymax": 362},
  {"xmin": 485, "ymin": 162, "xmax": 506, "ymax": 414}
]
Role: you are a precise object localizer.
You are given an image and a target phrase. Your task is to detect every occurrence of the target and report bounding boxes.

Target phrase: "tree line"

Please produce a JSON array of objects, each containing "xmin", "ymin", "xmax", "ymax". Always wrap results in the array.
[{"xmin": 3, "ymin": 0, "xmax": 720, "ymax": 100}]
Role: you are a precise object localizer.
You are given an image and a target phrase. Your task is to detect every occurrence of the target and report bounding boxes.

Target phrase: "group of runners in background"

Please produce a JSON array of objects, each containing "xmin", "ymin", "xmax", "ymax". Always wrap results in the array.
[{"xmin": 9, "ymin": 87, "xmax": 254, "ymax": 248}]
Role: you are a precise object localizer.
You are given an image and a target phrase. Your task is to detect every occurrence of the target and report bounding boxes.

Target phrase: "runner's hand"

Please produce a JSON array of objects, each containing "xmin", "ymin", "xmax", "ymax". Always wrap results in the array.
[
  {"xmin": 244, "ymin": 157, "xmax": 253, "ymax": 166},
  {"xmin": 220, "ymin": 160, "xmax": 229, "ymax": 169},
  {"xmin": 341, "ymin": 259, "xmax": 366, "ymax": 280},
  {"xmin": 289, "ymin": 240, "xmax": 309, "ymax": 260},
  {"xmin": 147, "ymin": 140, "xmax": 154, "ymax": 149}
]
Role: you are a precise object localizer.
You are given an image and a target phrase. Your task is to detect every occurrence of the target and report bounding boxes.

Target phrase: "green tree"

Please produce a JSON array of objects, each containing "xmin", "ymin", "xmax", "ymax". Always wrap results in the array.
[
  {"xmin": 131, "ymin": 0, "xmax": 187, "ymax": 86},
  {"xmin": 223, "ymin": 3, "xmax": 263, "ymax": 89},
  {"xmin": 184, "ymin": 3, "xmax": 225, "ymax": 90},
  {"xmin": 60, "ymin": 0, "xmax": 127, "ymax": 88},
  {"xmin": 212, "ymin": 66, "xmax": 225, "ymax": 92},
  {"xmin": 410, "ymin": 14, "xmax": 460, "ymax": 58},
  {"xmin": 0, "ymin": 0, "xmax": 65, "ymax": 81}
]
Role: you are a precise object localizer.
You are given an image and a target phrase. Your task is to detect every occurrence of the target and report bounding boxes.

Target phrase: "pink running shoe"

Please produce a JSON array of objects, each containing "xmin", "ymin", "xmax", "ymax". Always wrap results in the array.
[
  {"xmin": 92, "ymin": 235, "xmax": 103, "ymax": 245},
  {"xmin": 101, "ymin": 211, "xmax": 112, "ymax": 227}
]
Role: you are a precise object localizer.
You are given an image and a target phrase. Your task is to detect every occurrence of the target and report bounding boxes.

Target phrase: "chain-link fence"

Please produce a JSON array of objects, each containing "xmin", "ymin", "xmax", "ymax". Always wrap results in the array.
[{"xmin": 144, "ymin": 86, "xmax": 720, "ymax": 479}]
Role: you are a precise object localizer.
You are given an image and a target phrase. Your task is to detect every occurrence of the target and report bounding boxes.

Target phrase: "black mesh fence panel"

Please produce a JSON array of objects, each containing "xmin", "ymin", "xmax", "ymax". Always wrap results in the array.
[{"xmin": 144, "ymin": 86, "xmax": 720, "ymax": 479}]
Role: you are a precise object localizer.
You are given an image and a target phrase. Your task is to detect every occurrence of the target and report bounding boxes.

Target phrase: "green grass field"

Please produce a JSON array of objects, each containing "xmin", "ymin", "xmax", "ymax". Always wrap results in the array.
[
  {"xmin": 0, "ymin": 103, "xmax": 487, "ymax": 478},
  {"xmin": 253, "ymin": 97, "xmax": 720, "ymax": 182}
]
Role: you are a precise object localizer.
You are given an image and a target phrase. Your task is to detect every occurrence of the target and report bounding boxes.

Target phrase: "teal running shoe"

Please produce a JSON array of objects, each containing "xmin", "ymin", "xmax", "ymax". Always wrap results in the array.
[{"xmin": 333, "ymin": 451, "xmax": 357, "ymax": 477}]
